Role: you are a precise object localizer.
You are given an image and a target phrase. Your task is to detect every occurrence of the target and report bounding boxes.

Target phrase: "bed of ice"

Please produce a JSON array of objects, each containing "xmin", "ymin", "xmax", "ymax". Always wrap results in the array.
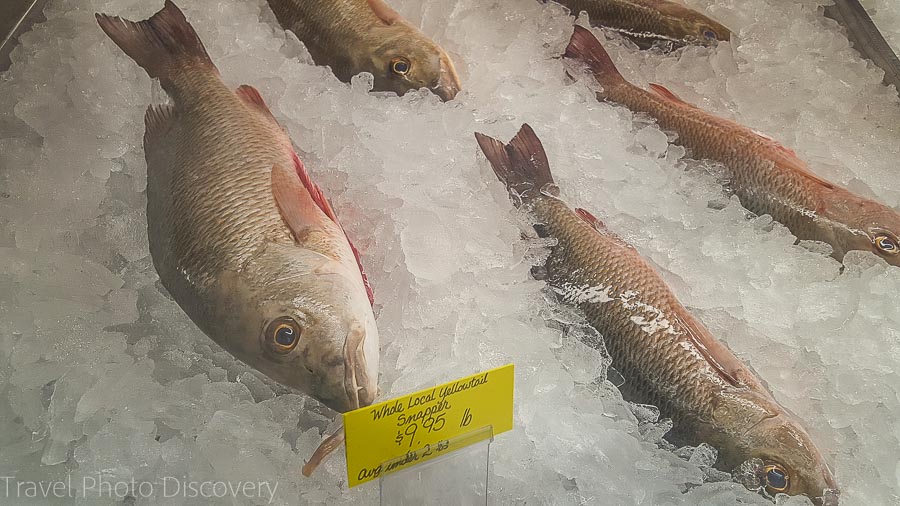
[{"xmin": 1, "ymin": 0, "xmax": 899, "ymax": 504}]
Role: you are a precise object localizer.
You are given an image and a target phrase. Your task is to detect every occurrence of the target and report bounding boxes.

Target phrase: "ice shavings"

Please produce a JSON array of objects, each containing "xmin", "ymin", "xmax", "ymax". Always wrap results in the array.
[{"xmin": 0, "ymin": 0, "xmax": 899, "ymax": 504}]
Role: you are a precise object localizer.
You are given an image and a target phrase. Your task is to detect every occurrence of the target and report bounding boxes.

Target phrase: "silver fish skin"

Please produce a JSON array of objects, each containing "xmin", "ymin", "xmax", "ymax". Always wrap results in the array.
[
  {"xmin": 475, "ymin": 124, "xmax": 838, "ymax": 505},
  {"xmin": 96, "ymin": 1, "xmax": 379, "ymax": 413}
]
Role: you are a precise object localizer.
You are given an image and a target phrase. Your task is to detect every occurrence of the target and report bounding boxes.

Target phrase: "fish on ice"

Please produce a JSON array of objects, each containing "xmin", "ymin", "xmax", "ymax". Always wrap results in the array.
[
  {"xmin": 564, "ymin": 24, "xmax": 900, "ymax": 267},
  {"xmin": 476, "ymin": 124, "xmax": 839, "ymax": 505},
  {"xmin": 266, "ymin": 0, "xmax": 462, "ymax": 101},
  {"xmin": 95, "ymin": 1, "xmax": 380, "ymax": 416},
  {"xmin": 550, "ymin": 0, "xmax": 731, "ymax": 48}
]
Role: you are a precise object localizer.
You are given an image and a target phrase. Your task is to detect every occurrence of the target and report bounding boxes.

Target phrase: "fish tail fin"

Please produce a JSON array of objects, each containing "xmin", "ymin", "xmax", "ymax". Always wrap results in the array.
[
  {"xmin": 96, "ymin": 1, "xmax": 215, "ymax": 89},
  {"xmin": 475, "ymin": 124, "xmax": 555, "ymax": 205},
  {"xmin": 564, "ymin": 25, "xmax": 626, "ymax": 91}
]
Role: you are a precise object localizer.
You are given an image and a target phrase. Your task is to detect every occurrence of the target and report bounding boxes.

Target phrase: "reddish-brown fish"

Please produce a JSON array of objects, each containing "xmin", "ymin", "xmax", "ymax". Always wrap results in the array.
[
  {"xmin": 565, "ymin": 24, "xmax": 900, "ymax": 267},
  {"xmin": 476, "ymin": 124, "xmax": 838, "ymax": 504}
]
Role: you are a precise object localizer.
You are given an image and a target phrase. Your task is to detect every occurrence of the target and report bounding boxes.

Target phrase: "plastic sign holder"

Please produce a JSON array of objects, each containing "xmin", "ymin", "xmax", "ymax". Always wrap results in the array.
[
  {"xmin": 342, "ymin": 364, "xmax": 514, "ymax": 491},
  {"xmin": 379, "ymin": 425, "xmax": 493, "ymax": 505}
]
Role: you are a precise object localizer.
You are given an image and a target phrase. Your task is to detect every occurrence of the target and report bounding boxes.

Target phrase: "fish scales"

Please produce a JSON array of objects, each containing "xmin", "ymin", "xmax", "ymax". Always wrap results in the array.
[
  {"xmin": 537, "ymin": 196, "xmax": 727, "ymax": 430},
  {"xmin": 266, "ymin": 0, "xmax": 462, "ymax": 100},
  {"xmin": 565, "ymin": 25, "xmax": 900, "ymax": 266},
  {"xmin": 476, "ymin": 125, "xmax": 838, "ymax": 504},
  {"xmin": 552, "ymin": 0, "xmax": 731, "ymax": 46},
  {"xmin": 97, "ymin": 1, "xmax": 380, "ymax": 417},
  {"xmin": 607, "ymin": 89, "xmax": 824, "ymax": 233},
  {"xmin": 267, "ymin": 0, "xmax": 376, "ymax": 83},
  {"xmin": 557, "ymin": 0, "xmax": 680, "ymax": 36}
]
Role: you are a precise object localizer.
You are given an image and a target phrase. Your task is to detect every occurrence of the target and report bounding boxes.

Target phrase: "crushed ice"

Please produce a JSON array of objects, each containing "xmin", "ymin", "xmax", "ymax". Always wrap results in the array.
[{"xmin": 1, "ymin": 0, "xmax": 900, "ymax": 504}]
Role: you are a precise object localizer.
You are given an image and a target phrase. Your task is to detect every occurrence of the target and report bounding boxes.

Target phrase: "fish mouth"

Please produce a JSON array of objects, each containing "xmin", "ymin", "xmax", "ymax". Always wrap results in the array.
[
  {"xmin": 432, "ymin": 57, "xmax": 462, "ymax": 101},
  {"xmin": 342, "ymin": 321, "xmax": 375, "ymax": 411}
]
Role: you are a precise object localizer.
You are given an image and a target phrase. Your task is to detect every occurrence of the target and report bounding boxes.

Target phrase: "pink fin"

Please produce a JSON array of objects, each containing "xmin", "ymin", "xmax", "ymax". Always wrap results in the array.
[
  {"xmin": 673, "ymin": 313, "xmax": 766, "ymax": 390},
  {"xmin": 366, "ymin": 0, "xmax": 400, "ymax": 25},
  {"xmin": 289, "ymin": 154, "xmax": 375, "ymax": 306},
  {"xmin": 271, "ymin": 163, "xmax": 328, "ymax": 234},
  {"xmin": 648, "ymin": 83, "xmax": 691, "ymax": 105},
  {"xmin": 564, "ymin": 25, "xmax": 626, "ymax": 89},
  {"xmin": 236, "ymin": 84, "xmax": 276, "ymax": 121},
  {"xmin": 575, "ymin": 208, "xmax": 607, "ymax": 232},
  {"xmin": 756, "ymin": 136, "xmax": 836, "ymax": 190}
]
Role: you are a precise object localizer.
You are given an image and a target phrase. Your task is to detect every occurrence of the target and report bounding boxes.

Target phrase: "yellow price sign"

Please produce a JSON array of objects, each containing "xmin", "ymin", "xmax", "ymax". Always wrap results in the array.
[{"xmin": 343, "ymin": 363, "xmax": 514, "ymax": 487}]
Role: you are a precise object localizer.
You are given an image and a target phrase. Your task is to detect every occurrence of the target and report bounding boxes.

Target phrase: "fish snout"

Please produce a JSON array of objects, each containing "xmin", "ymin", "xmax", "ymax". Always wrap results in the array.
[{"xmin": 432, "ymin": 57, "xmax": 462, "ymax": 101}]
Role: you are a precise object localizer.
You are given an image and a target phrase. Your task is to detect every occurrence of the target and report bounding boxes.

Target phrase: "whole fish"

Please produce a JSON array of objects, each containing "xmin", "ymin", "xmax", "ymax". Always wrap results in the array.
[
  {"xmin": 266, "ymin": 0, "xmax": 462, "ymax": 101},
  {"xmin": 96, "ymin": 1, "xmax": 379, "ymax": 414},
  {"xmin": 565, "ymin": 25, "xmax": 900, "ymax": 267},
  {"xmin": 476, "ymin": 125, "xmax": 839, "ymax": 505},
  {"xmin": 550, "ymin": 0, "xmax": 731, "ymax": 47}
]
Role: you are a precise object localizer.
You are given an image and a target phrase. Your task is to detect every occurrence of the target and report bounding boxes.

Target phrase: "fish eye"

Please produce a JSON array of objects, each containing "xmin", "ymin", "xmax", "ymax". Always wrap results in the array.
[
  {"xmin": 763, "ymin": 464, "xmax": 789, "ymax": 493},
  {"xmin": 874, "ymin": 234, "xmax": 900, "ymax": 255},
  {"xmin": 390, "ymin": 57, "xmax": 410, "ymax": 76},
  {"xmin": 265, "ymin": 317, "xmax": 302, "ymax": 353},
  {"xmin": 702, "ymin": 28, "xmax": 718, "ymax": 40}
]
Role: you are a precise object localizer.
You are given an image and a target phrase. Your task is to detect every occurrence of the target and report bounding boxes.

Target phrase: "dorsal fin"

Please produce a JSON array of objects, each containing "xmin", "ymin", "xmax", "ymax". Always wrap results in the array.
[
  {"xmin": 366, "ymin": 0, "xmax": 401, "ymax": 25},
  {"xmin": 575, "ymin": 208, "xmax": 606, "ymax": 232},
  {"xmin": 647, "ymin": 83, "xmax": 836, "ymax": 190},
  {"xmin": 290, "ymin": 153, "xmax": 375, "ymax": 306},
  {"xmin": 648, "ymin": 83, "xmax": 692, "ymax": 106},
  {"xmin": 236, "ymin": 84, "xmax": 277, "ymax": 121}
]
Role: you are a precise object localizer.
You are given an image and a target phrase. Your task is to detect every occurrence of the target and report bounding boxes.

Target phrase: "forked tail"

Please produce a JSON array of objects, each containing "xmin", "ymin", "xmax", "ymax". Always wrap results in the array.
[
  {"xmin": 474, "ymin": 124, "xmax": 555, "ymax": 205},
  {"xmin": 564, "ymin": 25, "xmax": 627, "ymax": 91},
  {"xmin": 96, "ymin": 0, "xmax": 216, "ymax": 91}
]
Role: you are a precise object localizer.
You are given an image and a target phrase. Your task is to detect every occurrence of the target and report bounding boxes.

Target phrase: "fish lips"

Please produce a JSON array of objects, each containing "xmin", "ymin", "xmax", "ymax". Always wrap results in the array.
[
  {"xmin": 431, "ymin": 59, "xmax": 462, "ymax": 101},
  {"xmin": 339, "ymin": 321, "xmax": 377, "ymax": 412}
]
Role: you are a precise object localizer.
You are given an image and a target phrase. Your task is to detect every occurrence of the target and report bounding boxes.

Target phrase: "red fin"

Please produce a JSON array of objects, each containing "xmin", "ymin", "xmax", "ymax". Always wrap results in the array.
[
  {"xmin": 290, "ymin": 154, "xmax": 374, "ymax": 306},
  {"xmin": 673, "ymin": 313, "xmax": 767, "ymax": 390},
  {"xmin": 563, "ymin": 25, "xmax": 626, "ymax": 89},
  {"xmin": 236, "ymin": 85, "xmax": 276, "ymax": 120},
  {"xmin": 769, "ymin": 149, "xmax": 835, "ymax": 189},
  {"xmin": 292, "ymin": 153, "xmax": 338, "ymax": 222},
  {"xmin": 575, "ymin": 208, "xmax": 607, "ymax": 232},
  {"xmin": 648, "ymin": 83, "xmax": 691, "ymax": 105},
  {"xmin": 747, "ymin": 133, "xmax": 836, "ymax": 190},
  {"xmin": 366, "ymin": 0, "xmax": 401, "ymax": 25},
  {"xmin": 271, "ymin": 163, "xmax": 328, "ymax": 235}
]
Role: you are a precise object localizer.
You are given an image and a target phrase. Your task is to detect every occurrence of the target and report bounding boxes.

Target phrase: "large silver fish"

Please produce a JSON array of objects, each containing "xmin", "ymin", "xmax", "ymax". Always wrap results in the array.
[
  {"xmin": 476, "ymin": 124, "xmax": 838, "ymax": 505},
  {"xmin": 96, "ymin": 1, "xmax": 379, "ymax": 414}
]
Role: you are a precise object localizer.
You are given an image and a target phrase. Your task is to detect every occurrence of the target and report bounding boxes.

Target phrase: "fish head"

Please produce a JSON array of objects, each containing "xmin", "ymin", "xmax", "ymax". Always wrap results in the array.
[
  {"xmin": 215, "ymin": 244, "xmax": 380, "ymax": 413},
  {"xmin": 819, "ymin": 195, "xmax": 900, "ymax": 267},
  {"xmin": 368, "ymin": 22, "xmax": 461, "ymax": 101},
  {"xmin": 655, "ymin": 4, "xmax": 732, "ymax": 46},
  {"xmin": 729, "ymin": 400, "xmax": 838, "ymax": 504}
]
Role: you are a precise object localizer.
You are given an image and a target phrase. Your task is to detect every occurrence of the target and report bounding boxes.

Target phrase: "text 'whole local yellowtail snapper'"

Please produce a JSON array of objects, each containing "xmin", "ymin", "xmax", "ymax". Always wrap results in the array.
[
  {"xmin": 266, "ymin": 0, "xmax": 462, "ymax": 101},
  {"xmin": 565, "ymin": 25, "xmax": 900, "ymax": 267},
  {"xmin": 95, "ymin": 0, "xmax": 379, "ymax": 471},
  {"xmin": 549, "ymin": 0, "xmax": 731, "ymax": 48},
  {"xmin": 475, "ymin": 125, "xmax": 838, "ymax": 505}
]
